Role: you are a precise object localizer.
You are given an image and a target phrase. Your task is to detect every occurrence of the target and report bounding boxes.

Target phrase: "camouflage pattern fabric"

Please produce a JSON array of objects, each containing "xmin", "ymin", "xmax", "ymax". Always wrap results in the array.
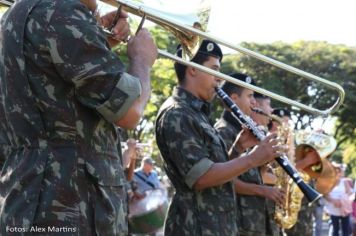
[
  {"xmin": 214, "ymin": 110, "xmax": 242, "ymax": 152},
  {"xmin": 0, "ymin": 0, "xmax": 142, "ymax": 235},
  {"xmin": 215, "ymin": 112, "xmax": 280, "ymax": 236},
  {"xmin": 155, "ymin": 87, "xmax": 238, "ymax": 236}
]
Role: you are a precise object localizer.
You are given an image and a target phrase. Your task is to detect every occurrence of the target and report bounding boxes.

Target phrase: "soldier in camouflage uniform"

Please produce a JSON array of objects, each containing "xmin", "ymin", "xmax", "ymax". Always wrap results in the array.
[
  {"xmin": 214, "ymin": 77, "xmax": 284, "ymax": 236},
  {"xmin": 155, "ymin": 40, "xmax": 284, "ymax": 236},
  {"xmin": 0, "ymin": 0, "xmax": 157, "ymax": 235}
]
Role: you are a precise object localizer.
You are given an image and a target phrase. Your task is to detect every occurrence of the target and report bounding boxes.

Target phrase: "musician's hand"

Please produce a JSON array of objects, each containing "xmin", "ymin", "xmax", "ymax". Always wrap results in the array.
[
  {"xmin": 101, "ymin": 9, "xmax": 130, "ymax": 42},
  {"xmin": 262, "ymin": 186, "xmax": 285, "ymax": 206},
  {"xmin": 132, "ymin": 191, "xmax": 146, "ymax": 201},
  {"xmin": 128, "ymin": 28, "xmax": 157, "ymax": 68},
  {"xmin": 126, "ymin": 138, "xmax": 137, "ymax": 155},
  {"xmin": 250, "ymin": 133, "xmax": 286, "ymax": 166}
]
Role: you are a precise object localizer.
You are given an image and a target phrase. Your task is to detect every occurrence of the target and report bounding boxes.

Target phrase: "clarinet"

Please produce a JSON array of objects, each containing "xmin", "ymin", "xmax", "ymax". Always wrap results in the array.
[{"xmin": 215, "ymin": 87, "xmax": 322, "ymax": 204}]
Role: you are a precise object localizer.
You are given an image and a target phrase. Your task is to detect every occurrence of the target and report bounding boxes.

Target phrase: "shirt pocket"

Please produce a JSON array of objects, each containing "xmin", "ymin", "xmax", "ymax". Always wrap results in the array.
[{"xmin": 85, "ymin": 155, "xmax": 128, "ymax": 235}]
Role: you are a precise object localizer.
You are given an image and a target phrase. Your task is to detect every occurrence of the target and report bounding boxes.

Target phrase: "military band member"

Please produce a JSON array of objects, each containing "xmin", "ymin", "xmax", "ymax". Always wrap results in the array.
[
  {"xmin": 155, "ymin": 40, "xmax": 285, "ymax": 236},
  {"xmin": 0, "ymin": 0, "xmax": 157, "ymax": 235},
  {"xmin": 215, "ymin": 80, "xmax": 284, "ymax": 236}
]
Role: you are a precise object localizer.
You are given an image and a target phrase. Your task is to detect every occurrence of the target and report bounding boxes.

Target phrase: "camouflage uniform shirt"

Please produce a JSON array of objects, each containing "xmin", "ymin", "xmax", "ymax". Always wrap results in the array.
[
  {"xmin": 215, "ymin": 111, "xmax": 279, "ymax": 236},
  {"xmin": 155, "ymin": 87, "xmax": 237, "ymax": 236},
  {"xmin": 0, "ymin": 0, "xmax": 141, "ymax": 235}
]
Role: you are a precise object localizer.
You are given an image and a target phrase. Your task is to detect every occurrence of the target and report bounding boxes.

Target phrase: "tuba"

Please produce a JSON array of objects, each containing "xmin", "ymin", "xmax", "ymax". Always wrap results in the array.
[
  {"xmin": 253, "ymin": 108, "xmax": 304, "ymax": 229},
  {"xmin": 294, "ymin": 130, "xmax": 338, "ymax": 195}
]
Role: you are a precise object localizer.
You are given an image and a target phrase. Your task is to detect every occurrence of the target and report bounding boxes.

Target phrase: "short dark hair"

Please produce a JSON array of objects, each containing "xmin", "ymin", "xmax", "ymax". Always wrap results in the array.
[
  {"xmin": 174, "ymin": 52, "xmax": 213, "ymax": 85},
  {"xmin": 221, "ymin": 81, "xmax": 244, "ymax": 96}
]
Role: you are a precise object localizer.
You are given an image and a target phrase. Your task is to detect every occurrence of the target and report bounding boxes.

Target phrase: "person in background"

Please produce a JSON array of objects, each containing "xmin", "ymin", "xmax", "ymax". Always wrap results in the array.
[
  {"xmin": 122, "ymin": 138, "xmax": 142, "ymax": 181},
  {"xmin": 324, "ymin": 163, "xmax": 353, "ymax": 236},
  {"xmin": 133, "ymin": 156, "xmax": 161, "ymax": 196}
]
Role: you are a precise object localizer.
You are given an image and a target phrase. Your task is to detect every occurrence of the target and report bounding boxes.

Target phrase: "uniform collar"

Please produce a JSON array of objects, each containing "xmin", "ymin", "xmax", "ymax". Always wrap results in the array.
[
  {"xmin": 222, "ymin": 109, "xmax": 242, "ymax": 131},
  {"xmin": 173, "ymin": 87, "xmax": 211, "ymax": 116}
]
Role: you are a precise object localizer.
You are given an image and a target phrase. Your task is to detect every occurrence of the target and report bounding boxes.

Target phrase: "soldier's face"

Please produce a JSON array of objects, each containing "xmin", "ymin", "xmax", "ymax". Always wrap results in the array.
[
  {"xmin": 232, "ymin": 89, "xmax": 255, "ymax": 116},
  {"xmin": 252, "ymin": 98, "xmax": 273, "ymax": 126},
  {"xmin": 190, "ymin": 57, "xmax": 221, "ymax": 101}
]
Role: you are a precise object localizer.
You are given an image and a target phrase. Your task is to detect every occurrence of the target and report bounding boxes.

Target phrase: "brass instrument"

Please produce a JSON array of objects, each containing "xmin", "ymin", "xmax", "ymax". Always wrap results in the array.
[
  {"xmin": 98, "ymin": 0, "xmax": 346, "ymax": 116},
  {"xmin": 0, "ymin": 1, "xmax": 13, "ymax": 7},
  {"xmin": 2, "ymin": 0, "xmax": 345, "ymax": 115},
  {"xmin": 253, "ymin": 108, "xmax": 303, "ymax": 229},
  {"xmin": 120, "ymin": 141, "xmax": 152, "ymax": 159},
  {"xmin": 216, "ymin": 88, "xmax": 322, "ymax": 206},
  {"xmin": 121, "ymin": 141, "xmax": 151, "ymax": 149},
  {"xmin": 294, "ymin": 130, "xmax": 338, "ymax": 194}
]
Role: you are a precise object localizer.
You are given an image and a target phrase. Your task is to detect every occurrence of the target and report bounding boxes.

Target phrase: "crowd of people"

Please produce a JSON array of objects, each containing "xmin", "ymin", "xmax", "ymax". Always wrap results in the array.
[{"xmin": 0, "ymin": 1, "xmax": 354, "ymax": 236}]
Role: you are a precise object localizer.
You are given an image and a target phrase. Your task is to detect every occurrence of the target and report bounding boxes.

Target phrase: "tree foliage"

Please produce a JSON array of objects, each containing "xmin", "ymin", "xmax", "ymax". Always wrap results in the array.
[
  {"xmin": 119, "ymin": 26, "xmax": 356, "ymax": 176},
  {"xmin": 220, "ymin": 41, "xmax": 356, "ymax": 176}
]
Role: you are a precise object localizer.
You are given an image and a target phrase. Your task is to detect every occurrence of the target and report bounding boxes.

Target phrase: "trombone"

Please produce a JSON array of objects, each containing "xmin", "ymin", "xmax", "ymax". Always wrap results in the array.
[
  {"xmin": 0, "ymin": 1, "xmax": 13, "ymax": 7},
  {"xmin": 2, "ymin": 0, "xmax": 345, "ymax": 115},
  {"xmin": 101, "ymin": 0, "xmax": 345, "ymax": 116}
]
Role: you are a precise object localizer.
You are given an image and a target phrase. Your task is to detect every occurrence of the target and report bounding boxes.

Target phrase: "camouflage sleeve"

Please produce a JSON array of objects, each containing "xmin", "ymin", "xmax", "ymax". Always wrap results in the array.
[
  {"xmin": 45, "ymin": 1, "xmax": 141, "ymax": 122},
  {"xmin": 159, "ymin": 109, "xmax": 214, "ymax": 188}
]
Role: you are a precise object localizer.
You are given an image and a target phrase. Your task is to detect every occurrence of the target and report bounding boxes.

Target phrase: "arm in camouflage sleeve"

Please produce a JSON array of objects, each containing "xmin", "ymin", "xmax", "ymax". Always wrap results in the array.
[
  {"xmin": 194, "ymin": 132, "xmax": 283, "ymax": 191},
  {"xmin": 115, "ymin": 28, "xmax": 157, "ymax": 129},
  {"xmin": 46, "ymin": 1, "xmax": 156, "ymax": 128},
  {"xmin": 159, "ymin": 108, "xmax": 281, "ymax": 191},
  {"xmin": 234, "ymin": 178, "xmax": 285, "ymax": 205}
]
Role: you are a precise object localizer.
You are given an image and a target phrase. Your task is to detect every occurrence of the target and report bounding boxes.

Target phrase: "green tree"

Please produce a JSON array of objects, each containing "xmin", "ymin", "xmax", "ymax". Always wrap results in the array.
[
  {"xmin": 220, "ymin": 41, "xmax": 356, "ymax": 175},
  {"xmin": 119, "ymin": 25, "xmax": 178, "ymax": 162}
]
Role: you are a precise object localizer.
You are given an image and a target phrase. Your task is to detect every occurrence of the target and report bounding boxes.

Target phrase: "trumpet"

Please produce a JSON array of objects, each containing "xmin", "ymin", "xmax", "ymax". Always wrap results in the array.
[{"xmin": 100, "ymin": 0, "xmax": 345, "ymax": 116}]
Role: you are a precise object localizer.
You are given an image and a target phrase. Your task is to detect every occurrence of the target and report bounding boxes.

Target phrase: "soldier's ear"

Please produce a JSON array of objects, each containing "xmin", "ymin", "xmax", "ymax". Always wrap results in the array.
[
  {"xmin": 187, "ymin": 66, "xmax": 196, "ymax": 77},
  {"xmin": 230, "ymin": 93, "xmax": 239, "ymax": 101}
]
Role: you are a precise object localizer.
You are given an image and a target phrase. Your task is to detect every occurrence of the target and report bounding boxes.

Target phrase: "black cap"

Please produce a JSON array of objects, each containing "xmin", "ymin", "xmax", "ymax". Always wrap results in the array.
[
  {"xmin": 254, "ymin": 92, "xmax": 269, "ymax": 99},
  {"xmin": 272, "ymin": 107, "xmax": 291, "ymax": 117},
  {"xmin": 221, "ymin": 73, "xmax": 256, "ymax": 95},
  {"xmin": 230, "ymin": 73, "xmax": 256, "ymax": 85},
  {"xmin": 176, "ymin": 39, "xmax": 223, "ymax": 62}
]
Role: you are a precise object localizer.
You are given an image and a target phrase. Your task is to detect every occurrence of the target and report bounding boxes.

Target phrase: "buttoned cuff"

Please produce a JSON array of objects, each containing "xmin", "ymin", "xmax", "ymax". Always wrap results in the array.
[
  {"xmin": 96, "ymin": 73, "xmax": 141, "ymax": 123},
  {"xmin": 185, "ymin": 158, "xmax": 214, "ymax": 188}
]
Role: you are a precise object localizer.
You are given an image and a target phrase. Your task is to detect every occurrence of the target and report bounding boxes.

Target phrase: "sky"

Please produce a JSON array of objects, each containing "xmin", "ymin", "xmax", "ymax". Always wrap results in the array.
[
  {"xmin": 208, "ymin": 0, "xmax": 355, "ymax": 48},
  {"xmin": 1, "ymin": 0, "xmax": 355, "ymax": 49},
  {"xmin": 2, "ymin": 0, "xmax": 351, "ymax": 130},
  {"xmin": 119, "ymin": 0, "xmax": 350, "ymax": 130},
  {"xmin": 127, "ymin": 0, "xmax": 356, "ymax": 54}
]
